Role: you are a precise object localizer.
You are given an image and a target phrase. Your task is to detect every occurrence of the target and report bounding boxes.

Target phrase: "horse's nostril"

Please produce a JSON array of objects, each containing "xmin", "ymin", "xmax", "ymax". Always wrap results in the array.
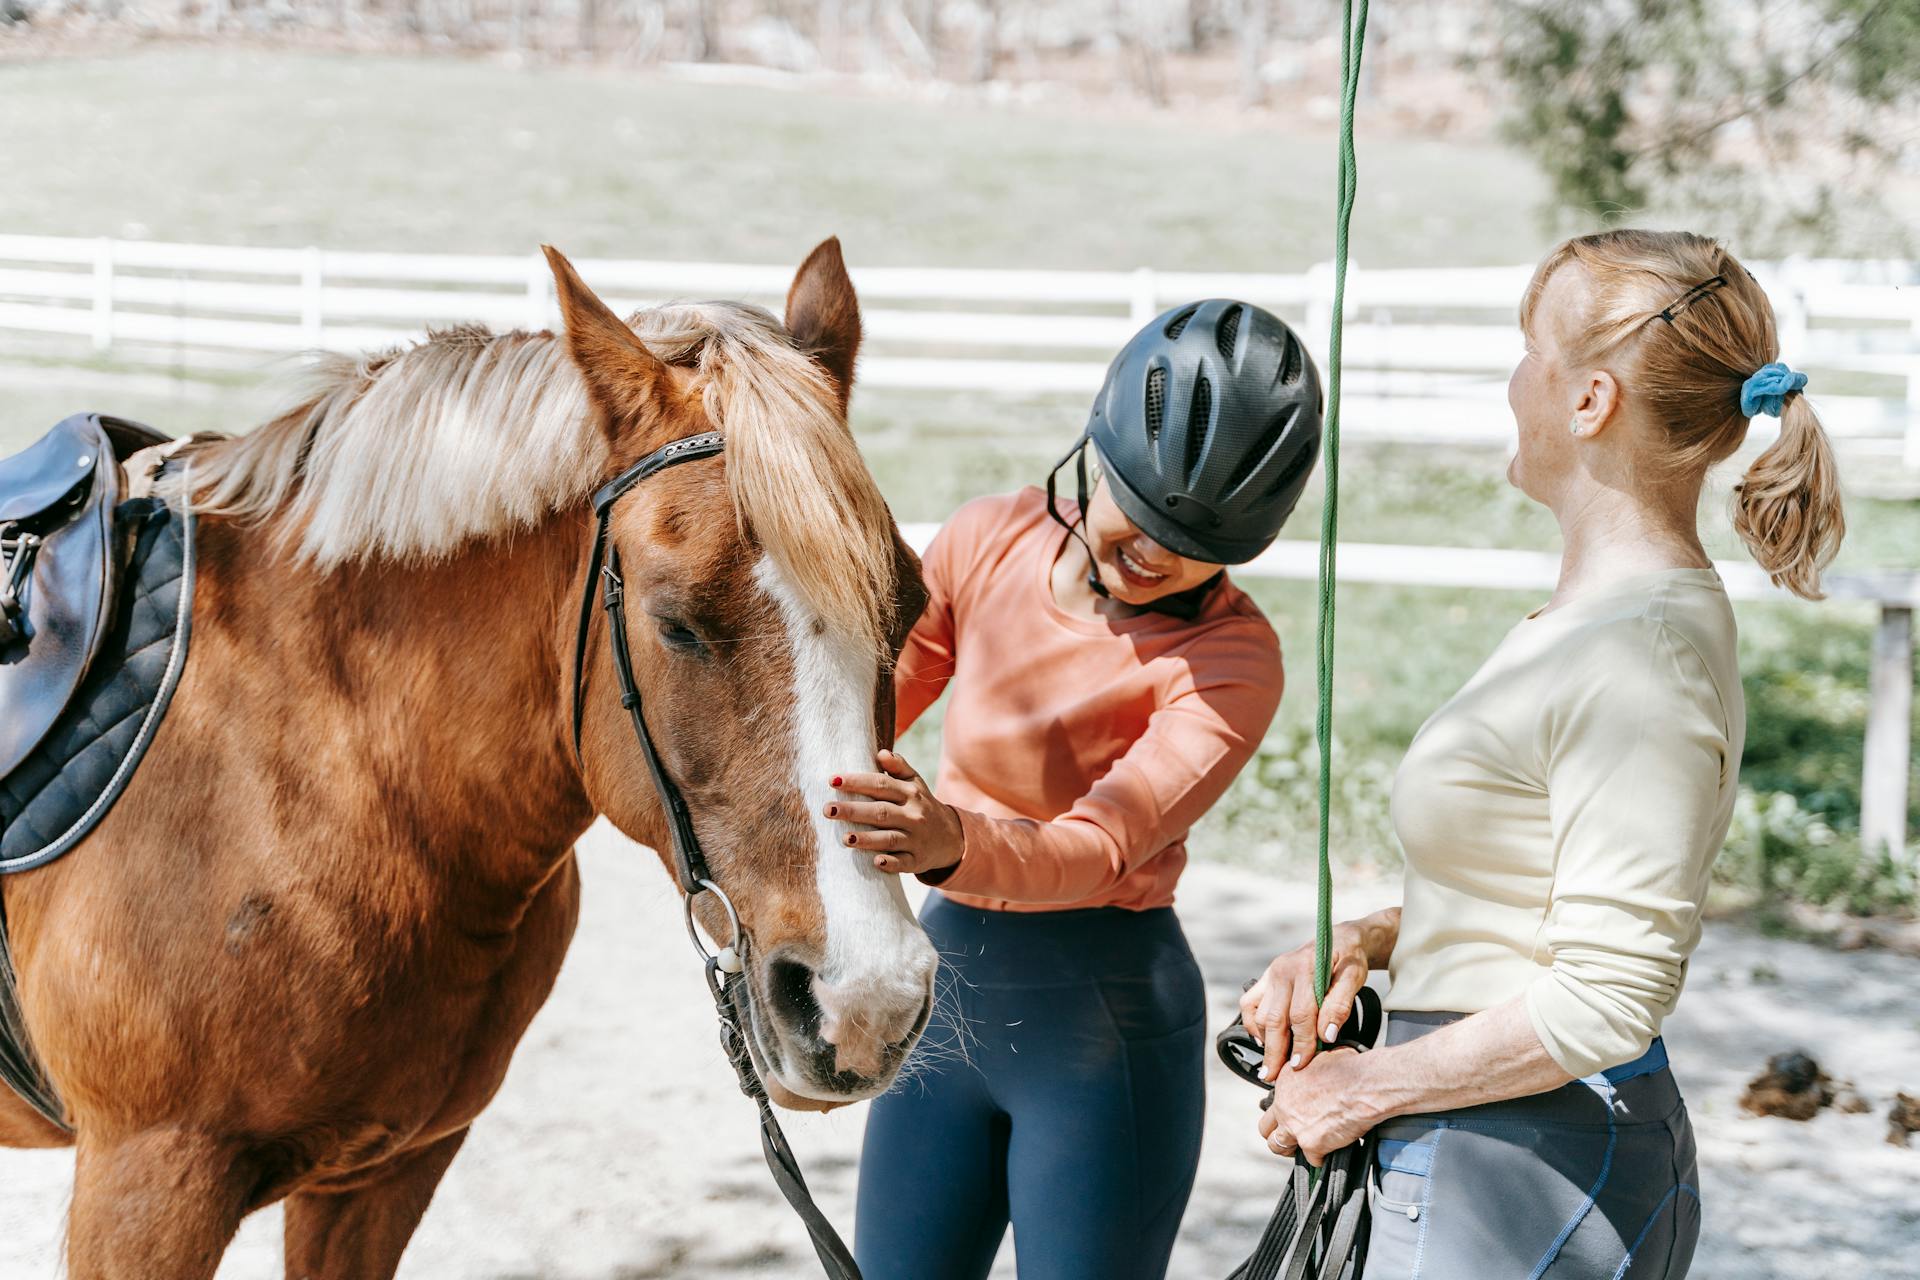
[
  {"xmin": 767, "ymin": 956, "xmax": 824, "ymax": 1041},
  {"xmin": 905, "ymin": 990, "xmax": 935, "ymax": 1045},
  {"xmin": 760, "ymin": 953, "xmax": 932, "ymax": 1089}
]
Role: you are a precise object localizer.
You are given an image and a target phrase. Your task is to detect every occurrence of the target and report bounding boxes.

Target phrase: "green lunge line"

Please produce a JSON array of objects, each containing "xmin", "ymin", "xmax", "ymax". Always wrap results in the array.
[{"xmin": 1314, "ymin": 0, "xmax": 1370, "ymax": 1016}]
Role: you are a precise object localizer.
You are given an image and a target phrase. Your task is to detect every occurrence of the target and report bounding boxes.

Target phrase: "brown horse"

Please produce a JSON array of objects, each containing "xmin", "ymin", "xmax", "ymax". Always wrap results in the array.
[{"xmin": 0, "ymin": 239, "xmax": 938, "ymax": 1278}]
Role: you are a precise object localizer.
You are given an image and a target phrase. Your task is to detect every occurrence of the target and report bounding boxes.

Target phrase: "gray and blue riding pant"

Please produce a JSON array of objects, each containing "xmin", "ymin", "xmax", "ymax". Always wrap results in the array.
[{"xmin": 1364, "ymin": 1012, "xmax": 1701, "ymax": 1280}]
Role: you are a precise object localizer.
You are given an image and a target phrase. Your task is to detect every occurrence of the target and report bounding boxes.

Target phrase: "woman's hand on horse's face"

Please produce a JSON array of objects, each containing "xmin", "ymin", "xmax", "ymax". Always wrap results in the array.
[
  {"xmin": 826, "ymin": 749, "xmax": 964, "ymax": 876},
  {"xmin": 1239, "ymin": 922, "xmax": 1371, "ymax": 1081},
  {"xmin": 1257, "ymin": 1047, "xmax": 1373, "ymax": 1167}
]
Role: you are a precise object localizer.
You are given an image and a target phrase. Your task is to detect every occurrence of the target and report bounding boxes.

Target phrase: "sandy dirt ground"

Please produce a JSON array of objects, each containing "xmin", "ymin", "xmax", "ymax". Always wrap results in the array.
[{"xmin": 1, "ymin": 822, "xmax": 1915, "ymax": 1279}]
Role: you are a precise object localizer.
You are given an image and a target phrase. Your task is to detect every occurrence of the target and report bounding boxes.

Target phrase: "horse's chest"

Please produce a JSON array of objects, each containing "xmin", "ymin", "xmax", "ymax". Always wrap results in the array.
[
  {"xmin": 29, "ymin": 849, "xmax": 581, "ymax": 1151},
  {"xmin": 307, "ymin": 863, "xmax": 582, "ymax": 1100}
]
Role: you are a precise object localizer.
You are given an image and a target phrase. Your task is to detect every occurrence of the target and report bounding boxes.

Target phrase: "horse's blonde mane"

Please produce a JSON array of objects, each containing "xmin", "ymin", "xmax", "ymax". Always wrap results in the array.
[{"xmin": 172, "ymin": 302, "xmax": 896, "ymax": 652}]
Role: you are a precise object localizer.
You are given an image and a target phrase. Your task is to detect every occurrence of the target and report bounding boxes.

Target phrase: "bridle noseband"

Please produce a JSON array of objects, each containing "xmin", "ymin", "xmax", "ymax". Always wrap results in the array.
[{"xmin": 571, "ymin": 429, "xmax": 863, "ymax": 1280}]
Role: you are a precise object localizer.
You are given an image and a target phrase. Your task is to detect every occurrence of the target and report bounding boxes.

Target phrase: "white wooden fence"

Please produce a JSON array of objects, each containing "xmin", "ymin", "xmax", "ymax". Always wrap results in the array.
[
  {"xmin": 1, "ymin": 234, "xmax": 1917, "ymax": 463},
  {"xmin": 0, "ymin": 234, "xmax": 1912, "ymax": 856},
  {"xmin": 926, "ymin": 529, "xmax": 1916, "ymax": 863}
]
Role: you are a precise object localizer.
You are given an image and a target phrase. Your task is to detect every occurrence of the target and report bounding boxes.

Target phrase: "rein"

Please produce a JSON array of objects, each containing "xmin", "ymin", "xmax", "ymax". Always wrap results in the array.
[
  {"xmin": 572, "ymin": 429, "xmax": 863, "ymax": 1280},
  {"xmin": 1216, "ymin": 989, "xmax": 1384, "ymax": 1280}
]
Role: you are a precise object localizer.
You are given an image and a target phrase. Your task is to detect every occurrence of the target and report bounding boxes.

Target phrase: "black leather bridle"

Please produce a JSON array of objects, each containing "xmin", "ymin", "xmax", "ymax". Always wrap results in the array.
[{"xmin": 572, "ymin": 429, "xmax": 863, "ymax": 1280}]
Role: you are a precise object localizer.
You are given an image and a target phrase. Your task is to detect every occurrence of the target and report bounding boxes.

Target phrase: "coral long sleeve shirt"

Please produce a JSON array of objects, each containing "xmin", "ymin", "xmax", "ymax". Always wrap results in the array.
[
  {"xmin": 1384, "ymin": 568, "xmax": 1745, "ymax": 1077},
  {"xmin": 896, "ymin": 488, "xmax": 1283, "ymax": 912}
]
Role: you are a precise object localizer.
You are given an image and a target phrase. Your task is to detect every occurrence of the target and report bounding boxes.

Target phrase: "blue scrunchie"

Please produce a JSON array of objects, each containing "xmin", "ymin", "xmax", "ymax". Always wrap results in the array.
[{"xmin": 1741, "ymin": 361, "xmax": 1808, "ymax": 418}]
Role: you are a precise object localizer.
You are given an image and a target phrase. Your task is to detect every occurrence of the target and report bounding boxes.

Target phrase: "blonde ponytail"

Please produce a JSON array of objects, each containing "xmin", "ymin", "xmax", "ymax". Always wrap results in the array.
[
  {"xmin": 1731, "ymin": 392, "xmax": 1846, "ymax": 599},
  {"xmin": 1524, "ymin": 230, "xmax": 1848, "ymax": 600}
]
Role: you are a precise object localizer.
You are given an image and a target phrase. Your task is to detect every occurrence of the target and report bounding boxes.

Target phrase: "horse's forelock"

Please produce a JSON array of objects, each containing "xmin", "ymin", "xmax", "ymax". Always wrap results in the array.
[
  {"xmin": 622, "ymin": 301, "xmax": 893, "ymax": 657},
  {"xmin": 684, "ymin": 322, "xmax": 895, "ymax": 659}
]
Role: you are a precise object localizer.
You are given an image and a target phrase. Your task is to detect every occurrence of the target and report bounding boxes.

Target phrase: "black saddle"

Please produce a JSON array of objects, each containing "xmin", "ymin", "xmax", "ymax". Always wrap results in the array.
[
  {"xmin": 1, "ymin": 412, "xmax": 199, "ymax": 874},
  {"xmin": 1, "ymin": 413, "xmax": 170, "ymax": 778},
  {"xmin": 0, "ymin": 412, "xmax": 197, "ymax": 1132}
]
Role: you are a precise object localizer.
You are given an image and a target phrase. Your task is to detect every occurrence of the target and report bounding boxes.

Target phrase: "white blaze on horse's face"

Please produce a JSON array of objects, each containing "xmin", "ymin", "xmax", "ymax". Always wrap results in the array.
[{"xmin": 754, "ymin": 557, "xmax": 937, "ymax": 1097}]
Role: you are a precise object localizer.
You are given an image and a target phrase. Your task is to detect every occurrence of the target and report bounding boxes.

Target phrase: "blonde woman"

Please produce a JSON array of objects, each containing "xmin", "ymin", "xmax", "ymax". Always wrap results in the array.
[{"xmin": 1239, "ymin": 230, "xmax": 1844, "ymax": 1278}]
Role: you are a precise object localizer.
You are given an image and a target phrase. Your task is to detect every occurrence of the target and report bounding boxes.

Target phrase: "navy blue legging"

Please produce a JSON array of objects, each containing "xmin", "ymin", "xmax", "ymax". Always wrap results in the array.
[{"xmin": 854, "ymin": 893, "xmax": 1207, "ymax": 1280}]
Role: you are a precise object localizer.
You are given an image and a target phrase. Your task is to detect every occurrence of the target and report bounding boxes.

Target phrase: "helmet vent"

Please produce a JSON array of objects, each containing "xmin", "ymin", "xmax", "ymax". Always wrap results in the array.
[
  {"xmin": 1225, "ymin": 404, "xmax": 1296, "ymax": 497},
  {"xmin": 1260, "ymin": 413, "xmax": 1309, "ymax": 501},
  {"xmin": 1144, "ymin": 366, "xmax": 1167, "ymax": 443},
  {"xmin": 1164, "ymin": 307, "xmax": 1198, "ymax": 340},
  {"xmin": 1216, "ymin": 305, "xmax": 1243, "ymax": 360},
  {"xmin": 1279, "ymin": 336, "xmax": 1304, "ymax": 385},
  {"xmin": 1185, "ymin": 375, "xmax": 1212, "ymax": 484}
]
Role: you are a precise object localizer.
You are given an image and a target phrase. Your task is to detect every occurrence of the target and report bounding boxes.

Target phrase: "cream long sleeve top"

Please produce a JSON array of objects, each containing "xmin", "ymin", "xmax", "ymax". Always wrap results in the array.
[{"xmin": 1384, "ymin": 568, "xmax": 1745, "ymax": 1078}]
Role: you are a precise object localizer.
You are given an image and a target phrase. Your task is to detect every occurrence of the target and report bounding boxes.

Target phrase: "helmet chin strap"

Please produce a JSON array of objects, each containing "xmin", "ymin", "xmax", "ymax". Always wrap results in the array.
[
  {"xmin": 1045, "ymin": 433, "xmax": 1226, "ymax": 619},
  {"xmin": 1044, "ymin": 432, "xmax": 1111, "ymax": 600}
]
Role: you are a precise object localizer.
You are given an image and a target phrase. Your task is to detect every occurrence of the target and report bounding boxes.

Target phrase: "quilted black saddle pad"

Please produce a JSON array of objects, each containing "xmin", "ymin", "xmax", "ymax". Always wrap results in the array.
[{"xmin": 1, "ymin": 496, "xmax": 196, "ymax": 872}]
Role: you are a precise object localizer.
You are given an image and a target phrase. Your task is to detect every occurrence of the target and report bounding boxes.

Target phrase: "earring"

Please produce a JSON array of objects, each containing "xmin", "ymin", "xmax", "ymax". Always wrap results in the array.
[{"xmin": 1567, "ymin": 415, "xmax": 1582, "ymax": 437}]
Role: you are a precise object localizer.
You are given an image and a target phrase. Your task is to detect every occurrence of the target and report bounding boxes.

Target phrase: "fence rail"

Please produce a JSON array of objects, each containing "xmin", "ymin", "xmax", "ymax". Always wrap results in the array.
[
  {"xmin": 898, "ymin": 526, "xmax": 1915, "ymax": 860},
  {"xmin": 2, "ymin": 234, "xmax": 1917, "ymax": 463},
  {"xmin": 0, "ymin": 231, "xmax": 1908, "ymax": 859}
]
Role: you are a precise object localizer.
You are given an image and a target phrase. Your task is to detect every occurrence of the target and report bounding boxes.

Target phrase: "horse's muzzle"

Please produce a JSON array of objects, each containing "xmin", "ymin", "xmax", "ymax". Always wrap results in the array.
[{"xmin": 755, "ymin": 949, "xmax": 934, "ymax": 1101}]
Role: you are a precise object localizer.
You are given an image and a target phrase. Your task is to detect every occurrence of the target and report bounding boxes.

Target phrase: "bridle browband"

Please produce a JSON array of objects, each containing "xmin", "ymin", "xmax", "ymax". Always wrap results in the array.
[{"xmin": 571, "ymin": 429, "xmax": 864, "ymax": 1280}]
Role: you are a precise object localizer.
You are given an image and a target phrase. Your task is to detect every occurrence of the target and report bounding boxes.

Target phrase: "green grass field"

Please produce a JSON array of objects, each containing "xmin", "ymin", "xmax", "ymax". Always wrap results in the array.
[
  {"xmin": 875, "ymin": 423, "xmax": 1920, "ymax": 912},
  {"xmin": 0, "ymin": 48, "xmax": 1553, "ymax": 268},
  {"xmin": 2, "ymin": 48, "xmax": 1915, "ymax": 908}
]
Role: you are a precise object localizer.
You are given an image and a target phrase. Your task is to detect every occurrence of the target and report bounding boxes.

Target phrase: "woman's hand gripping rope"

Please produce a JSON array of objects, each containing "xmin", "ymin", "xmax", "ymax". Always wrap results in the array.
[{"xmin": 1239, "ymin": 919, "xmax": 1373, "ymax": 1081}]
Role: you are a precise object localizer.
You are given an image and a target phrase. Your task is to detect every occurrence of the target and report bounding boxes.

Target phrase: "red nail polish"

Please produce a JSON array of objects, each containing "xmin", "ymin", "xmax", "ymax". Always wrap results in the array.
[
  {"xmin": 826, "ymin": 806, "xmax": 838, "ymax": 818},
  {"xmin": 845, "ymin": 834, "xmax": 857, "ymax": 846},
  {"xmin": 830, "ymin": 776, "xmax": 843, "ymax": 787}
]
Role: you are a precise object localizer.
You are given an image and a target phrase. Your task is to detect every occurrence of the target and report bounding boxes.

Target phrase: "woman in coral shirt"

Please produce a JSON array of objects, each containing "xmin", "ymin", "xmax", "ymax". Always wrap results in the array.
[{"xmin": 833, "ymin": 300, "xmax": 1323, "ymax": 1280}]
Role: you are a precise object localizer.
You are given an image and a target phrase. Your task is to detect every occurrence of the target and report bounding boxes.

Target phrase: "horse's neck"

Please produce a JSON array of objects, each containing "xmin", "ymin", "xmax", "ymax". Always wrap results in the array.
[{"xmin": 189, "ymin": 512, "xmax": 596, "ymax": 890}]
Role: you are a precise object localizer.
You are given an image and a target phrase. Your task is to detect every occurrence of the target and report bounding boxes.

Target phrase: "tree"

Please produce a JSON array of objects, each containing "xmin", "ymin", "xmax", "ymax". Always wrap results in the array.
[
  {"xmin": 1493, "ymin": 0, "xmax": 1920, "ymax": 254},
  {"xmin": 1113, "ymin": 0, "xmax": 1170, "ymax": 107},
  {"xmin": 968, "ymin": 0, "xmax": 998, "ymax": 82},
  {"xmin": 684, "ymin": 0, "xmax": 715, "ymax": 60},
  {"xmin": 1238, "ymin": 0, "xmax": 1269, "ymax": 106}
]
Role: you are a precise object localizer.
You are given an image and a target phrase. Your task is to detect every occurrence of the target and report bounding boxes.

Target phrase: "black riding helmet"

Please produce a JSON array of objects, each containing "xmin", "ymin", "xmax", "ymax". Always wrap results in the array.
[{"xmin": 1050, "ymin": 299, "xmax": 1323, "ymax": 568}]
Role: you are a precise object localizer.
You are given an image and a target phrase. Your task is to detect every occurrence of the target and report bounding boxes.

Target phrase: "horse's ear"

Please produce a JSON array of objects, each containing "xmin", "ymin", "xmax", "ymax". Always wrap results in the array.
[
  {"xmin": 543, "ymin": 245, "xmax": 668, "ymax": 431},
  {"xmin": 785, "ymin": 236, "xmax": 862, "ymax": 418}
]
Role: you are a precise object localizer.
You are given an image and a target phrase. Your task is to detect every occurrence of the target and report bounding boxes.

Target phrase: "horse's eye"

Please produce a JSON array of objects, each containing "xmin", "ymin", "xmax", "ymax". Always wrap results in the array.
[{"xmin": 655, "ymin": 618, "xmax": 703, "ymax": 653}]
